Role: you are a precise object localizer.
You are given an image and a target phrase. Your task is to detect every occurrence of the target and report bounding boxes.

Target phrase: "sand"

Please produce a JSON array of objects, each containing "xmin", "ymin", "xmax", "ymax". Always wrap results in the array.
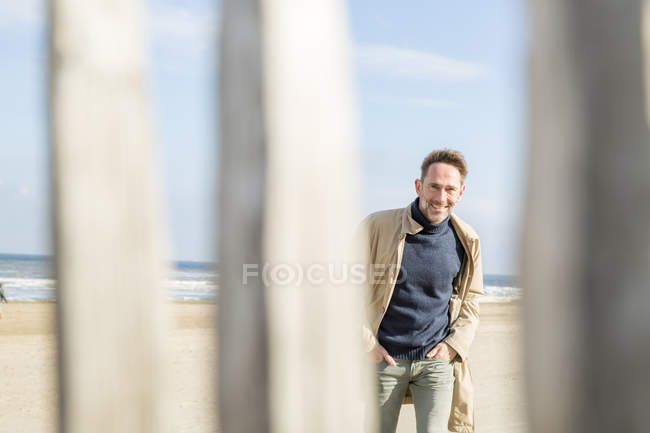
[
  {"xmin": 0, "ymin": 302, "xmax": 526, "ymax": 433},
  {"xmin": 0, "ymin": 302, "xmax": 219, "ymax": 433},
  {"xmin": 396, "ymin": 302, "xmax": 528, "ymax": 433}
]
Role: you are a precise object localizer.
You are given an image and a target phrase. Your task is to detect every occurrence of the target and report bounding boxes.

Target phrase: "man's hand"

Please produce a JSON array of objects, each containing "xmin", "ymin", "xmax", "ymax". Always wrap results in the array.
[
  {"xmin": 426, "ymin": 341, "xmax": 457, "ymax": 361},
  {"xmin": 371, "ymin": 344, "xmax": 397, "ymax": 366}
]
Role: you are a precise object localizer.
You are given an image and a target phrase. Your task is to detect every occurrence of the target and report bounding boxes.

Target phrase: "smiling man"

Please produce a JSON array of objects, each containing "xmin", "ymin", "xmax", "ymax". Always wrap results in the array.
[{"xmin": 360, "ymin": 149, "xmax": 483, "ymax": 433}]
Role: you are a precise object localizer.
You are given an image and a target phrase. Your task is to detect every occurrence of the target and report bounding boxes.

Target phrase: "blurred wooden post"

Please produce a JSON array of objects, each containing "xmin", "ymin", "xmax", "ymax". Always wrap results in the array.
[
  {"xmin": 524, "ymin": 1, "xmax": 650, "ymax": 432},
  {"xmin": 50, "ymin": 1, "xmax": 168, "ymax": 432},
  {"xmin": 261, "ymin": 1, "xmax": 373, "ymax": 432},
  {"xmin": 219, "ymin": 0, "xmax": 373, "ymax": 432},
  {"xmin": 218, "ymin": 1, "xmax": 269, "ymax": 432}
]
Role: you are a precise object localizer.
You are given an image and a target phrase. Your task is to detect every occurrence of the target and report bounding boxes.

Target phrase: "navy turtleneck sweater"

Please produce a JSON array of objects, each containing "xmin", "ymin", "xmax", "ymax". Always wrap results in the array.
[{"xmin": 377, "ymin": 198, "xmax": 465, "ymax": 360}]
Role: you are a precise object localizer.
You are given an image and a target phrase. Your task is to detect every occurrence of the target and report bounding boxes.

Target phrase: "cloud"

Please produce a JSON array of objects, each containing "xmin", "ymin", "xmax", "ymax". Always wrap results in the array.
[
  {"xmin": 357, "ymin": 44, "xmax": 486, "ymax": 81},
  {"xmin": 0, "ymin": 0, "xmax": 219, "ymax": 61},
  {"xmin": 147, "ymin": 2, "xmax": 219, "ymax": 59},
  {"xmin": 0, "ymin": 0, "xmax": 45, "ymax": 29}
]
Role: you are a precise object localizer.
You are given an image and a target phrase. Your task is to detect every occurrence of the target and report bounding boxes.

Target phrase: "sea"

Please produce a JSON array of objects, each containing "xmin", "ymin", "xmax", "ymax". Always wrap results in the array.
[
  {"xmin": 0, "ymin": 253, "xmax": 521, "ymax": 303},
  {"xmin": 0, "ymin": 253, "xmax": 217, "ymax": 302}
]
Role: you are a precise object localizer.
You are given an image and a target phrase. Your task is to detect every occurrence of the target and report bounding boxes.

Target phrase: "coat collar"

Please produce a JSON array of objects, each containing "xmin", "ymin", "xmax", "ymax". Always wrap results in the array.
[{"xmin": 401, "ymin": 202, "xmax": 423, "ymax": 235}]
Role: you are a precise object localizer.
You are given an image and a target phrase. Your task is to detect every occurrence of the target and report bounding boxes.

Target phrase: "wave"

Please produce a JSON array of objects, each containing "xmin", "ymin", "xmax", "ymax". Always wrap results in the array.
[
  {"xmin": 1, "ymin": 276, "xmax": 218, "ymax": 301},
  {"xmin": 0, "ymin": 277, "xmax": 56, "ymax": 290},
  {"xmin": 1, "ymin": 277, "xmax": 521, "ymax": 303},
  {"xmin": 0, "ymin": 277, "xmax": 216, "ymax": 289},
  {"xmin": 483, "ymin": 284, "xmax": 521, "ymax": 296}
]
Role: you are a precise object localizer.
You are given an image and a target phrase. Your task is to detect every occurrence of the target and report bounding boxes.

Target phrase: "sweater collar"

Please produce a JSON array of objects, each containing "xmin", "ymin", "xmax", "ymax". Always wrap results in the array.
[{"xmin": 400, "ymin": 202, "xmax": 479, "ymax": 258}]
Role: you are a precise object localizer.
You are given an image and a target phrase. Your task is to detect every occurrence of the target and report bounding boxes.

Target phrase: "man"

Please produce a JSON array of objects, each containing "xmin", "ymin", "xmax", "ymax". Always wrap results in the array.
[{"xmin": 360, "ymin": 149, "xmax": 483, "ymax": 433}]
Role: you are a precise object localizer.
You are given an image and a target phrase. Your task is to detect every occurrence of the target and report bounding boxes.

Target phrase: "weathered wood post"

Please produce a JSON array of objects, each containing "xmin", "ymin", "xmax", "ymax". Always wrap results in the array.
[
  {"xmin": 50, "ymin": 1, "xmax": 168, "ymax": 432},
  {"xmin": 261, "ymin": 1, "xmax": 373, "ymax": 432},
  {"xmin": 524, "ymin": 1, "xmax": 650, "ymax": 432},
  {"xmin": 219, "ymin": 0, "xmax": 373, "ymax": 432},
  {"xmin": 218, "ymin": 0, "xmax": 269, "ymax": 432}
]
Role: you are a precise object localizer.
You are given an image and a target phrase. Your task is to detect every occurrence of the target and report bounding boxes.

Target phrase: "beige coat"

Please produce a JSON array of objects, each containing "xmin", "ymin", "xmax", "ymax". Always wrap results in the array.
[{"xmin": 359, "ymin": 204, "xmax": 483, "ymax": 433}]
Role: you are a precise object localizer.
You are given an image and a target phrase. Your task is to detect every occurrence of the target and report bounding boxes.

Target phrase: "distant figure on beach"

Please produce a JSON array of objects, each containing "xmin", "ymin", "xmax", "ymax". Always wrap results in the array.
[
  {"xmin": 0, "ymin": 283, "xmax": 7, "ymax": 319},
  {"xmin": 359, "ymin": 149, "xmax": 483, "ymax": 433}
]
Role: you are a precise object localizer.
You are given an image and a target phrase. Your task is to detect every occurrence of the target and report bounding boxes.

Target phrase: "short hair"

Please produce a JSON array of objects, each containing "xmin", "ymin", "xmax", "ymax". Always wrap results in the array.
[{"xmin": 420, "ymin": 149, "xmax": 468, "ymax": 183}]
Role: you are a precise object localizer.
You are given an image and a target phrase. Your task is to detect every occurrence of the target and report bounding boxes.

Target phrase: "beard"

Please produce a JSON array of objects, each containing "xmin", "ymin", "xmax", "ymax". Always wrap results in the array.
[
  {"xmin": 425, "ymin": 199, "xmax": 450, "ymax": 209},
  {"xmin": 420, "ymin": 198, "xmax": 455, "ymax": 223}
]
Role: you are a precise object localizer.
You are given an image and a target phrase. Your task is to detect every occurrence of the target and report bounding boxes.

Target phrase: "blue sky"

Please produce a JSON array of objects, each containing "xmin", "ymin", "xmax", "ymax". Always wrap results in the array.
[{"xmin": 0, "ymin": 0, "xmax": 527, "ymax": 274}]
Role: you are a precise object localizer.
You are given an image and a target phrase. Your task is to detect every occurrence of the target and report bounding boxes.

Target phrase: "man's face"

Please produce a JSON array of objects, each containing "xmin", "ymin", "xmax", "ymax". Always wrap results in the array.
[{"xmin": 415, "ymin": 162, "xmax": 466, "ymax": 224}]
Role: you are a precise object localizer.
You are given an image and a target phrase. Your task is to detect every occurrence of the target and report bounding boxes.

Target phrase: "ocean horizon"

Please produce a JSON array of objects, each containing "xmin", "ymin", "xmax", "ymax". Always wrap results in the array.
[{"xmin": 0, "ymin": 253, "xmax": 520, "ymax": 303}]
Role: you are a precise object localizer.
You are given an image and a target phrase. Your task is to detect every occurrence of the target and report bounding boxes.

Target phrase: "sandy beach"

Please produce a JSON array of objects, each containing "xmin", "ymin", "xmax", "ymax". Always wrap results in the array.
[
  {"xmin": 0, "ymin": 302, "xmax": 219, "ymax": 433},
  {"xmin": 0, "ymin": 302, "xmax": 526, "ymax": 433},
  {"xmin": 396, "ymin": 301, "xmax": 527, "ymax": 433}
]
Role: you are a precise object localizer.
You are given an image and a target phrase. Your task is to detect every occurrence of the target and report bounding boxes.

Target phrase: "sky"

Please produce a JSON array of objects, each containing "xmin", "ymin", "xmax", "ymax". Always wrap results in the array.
[{"xmin": 0, "ymin": 0, "xmax": 527, "ymax": 275}]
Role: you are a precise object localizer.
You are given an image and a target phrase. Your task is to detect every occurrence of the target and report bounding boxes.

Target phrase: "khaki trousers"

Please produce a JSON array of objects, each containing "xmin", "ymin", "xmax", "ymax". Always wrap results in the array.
[{"xmin": 376, "ymin": 358, "xmax": 454, "ymax": 433}]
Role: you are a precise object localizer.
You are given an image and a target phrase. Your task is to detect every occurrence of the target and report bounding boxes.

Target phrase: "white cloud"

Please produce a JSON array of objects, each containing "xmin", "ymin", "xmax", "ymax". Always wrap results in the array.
[
  {"xmin": 0, "ymin": 0, "xmax": 45, "ymax": 29},
  {"xmin": 147, "ymin": 2, "xmax": 219, "ymax": 58},
  {"xmin": 0, "ymin": 0, "xmax": 219, "ymax": 61},
  {"xmin": 357, "ymin": 44, "xmax": 485, "ymax": 81}
]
